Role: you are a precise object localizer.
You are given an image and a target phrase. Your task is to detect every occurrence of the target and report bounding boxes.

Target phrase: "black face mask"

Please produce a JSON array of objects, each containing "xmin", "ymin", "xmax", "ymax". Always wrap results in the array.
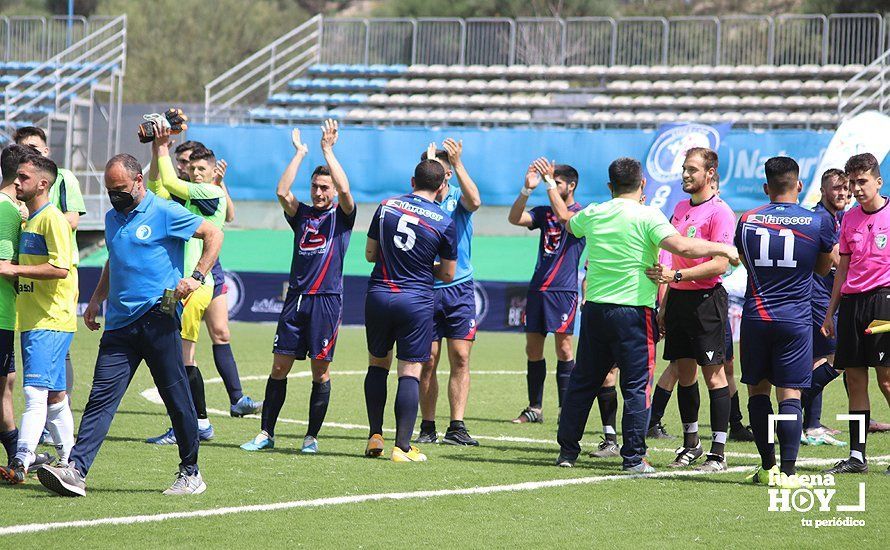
[{"xmin": 108, "ymin": 189, "xmax": 135, "ymax": 212}]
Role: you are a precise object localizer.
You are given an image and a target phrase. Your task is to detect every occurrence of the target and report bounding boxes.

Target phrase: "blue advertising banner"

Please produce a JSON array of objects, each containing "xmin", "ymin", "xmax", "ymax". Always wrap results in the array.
[
  {"xmin": 188, "ymin": 124, "xmax": 832, "ymax": 212},
  {"xmin": 644, "ymin": 123, "xmax": 732, "ymax": 216},
  {"xmin": 77, "ymin": 267, "xmax": 536, "ymax": 333}
]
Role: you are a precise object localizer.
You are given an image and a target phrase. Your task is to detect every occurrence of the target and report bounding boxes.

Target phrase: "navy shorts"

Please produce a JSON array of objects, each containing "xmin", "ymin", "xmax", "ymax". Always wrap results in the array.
[
  {"xmin": 273, "ymin": 291, "xmax": 341, "ymax": 361},
  {"xmin": 724, "ymin": 318, "xmax": 734, "ymax": 361},
  {"xmin": 740, "ymin": 319, "xmax": 812, "ymax": 389},
  {"xmin": 365, "ymin": 291, "xmax": 433, "ymax": 362},
  {"xmin": 433, "ymin": 280, "xmax": 477, "ymax": 341},
  {"xmin": 524, "ymin": 290, "xmax": 578, "ymax": 335},
  {"xmin": 0, "ymin": 329, "xmax": 13, "ymax": 376},
  {"xmin": 211, "ymin": 260, "xmax": 227, "ymax": 299}
]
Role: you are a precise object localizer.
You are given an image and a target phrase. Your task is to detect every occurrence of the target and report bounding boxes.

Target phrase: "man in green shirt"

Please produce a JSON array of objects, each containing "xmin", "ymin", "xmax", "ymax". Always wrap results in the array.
[
  {"xmin": 0, "ymin": 145, "xmax": 25, "ymax": 465},
  {"xmin": 13, "ymin": 127, "xmax": 85, "ymax": 400},
  {"xmin": 537, "ymin": 157, "xmax": 739, "ymax": 473}
]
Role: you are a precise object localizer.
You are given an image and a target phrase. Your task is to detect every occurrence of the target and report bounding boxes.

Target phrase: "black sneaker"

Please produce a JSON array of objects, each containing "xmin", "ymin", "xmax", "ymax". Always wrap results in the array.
[
  {"xmin": 30, "ymin": 452, "xmax": 55, "ymax": 470},
  {"xmin": 414, "ymin": 430, "xmax": 438, "ymax": 444},
  {"xmin": 823, "ymin": 458, "xmax": 868, "ymax": 474},
  {"xmin": 589, "ymin": 437, "xmax": 620, "ymax": 458},
  {"xmin": 647, "ymin": 422, "xmax": 675, "ymax": 439},
  {"xmin": 443, "ymin": 426, "xmax": 479, "ymax": 446},
  {"xmin": 668, "ymin": 442, "xmax": 703, "ymax": 468},
  {"xmin": 512, "ymin": 407, "xmax": 543, "ymax": 424},
  {"xmin": 0, "ymin": 459, "xmax": 25, "ymax": 484},
  {"xmin": 729, "ymin": 424, "xmax": 755, "ymax": 442},
  {"xmin": 555, "ymin": 454, "xmax": 576, "ymax": 467}
]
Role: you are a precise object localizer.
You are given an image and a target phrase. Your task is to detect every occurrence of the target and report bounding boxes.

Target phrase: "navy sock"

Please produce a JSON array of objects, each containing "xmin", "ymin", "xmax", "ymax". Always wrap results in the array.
[
  {"xmin": 306, "ymin": 380, "xmax": 331, "ymax": 438},
  {"xmin": 729, "ymin": 390, "xmax": 744, "ymax": 427},
  {"xmin": 394, "ymin": 376, "xmax": 420, "ymax": 452},
  {"xmin": 364, "ymin": 366, "xmax": 389, "ymax": 438},
  {"xmin": 708, "ymin": 386, "xmax": 730, "ymax": 457},
  {"xmin": 804, "ymin": 393, "xmax": 823, "ymax": 431},
  {"xmin": 597, "ymin": 386, "xmax": 618, "ymax": 442},
  {"xmin": 556, "ymin": 360, "xmax": 574, "ymax": 408},
  {"xmin": 527, "ymin": 359, "xmax": 546, "ymax": 409},
  {"xmin": 0, "ymin": 428, "xmax": 17, "ymax": 463},
  {"xmin": 186, "ymin": 365, "xmax": 207, "ymax": 420},
  {"xmin": 648, "ymin": 385, "xmax": 672, "ymax": 428},
  {"xmin": 748, "ymin": 394, "xmax": 775, "ymax": 470},
  {"xmin": 212, "ymin": 344, "xmax": 244, "ymax": 405},
  {"xmin": 777, "ymin": 398, "xmax": 803, "ymax": 475},
  {"xmin": 677, "ymin": 382, "xmax": 700, "ymax": 448},
  {"xmin": 849, "ymin": 409, "xmax": 869, "ymax": 462},
  {"xmin": 802, "ymin": 363, "xmax": 840, "ymax": 413},
  {"xmin": 260, "ymin": 377, "xmax": 287, "ymax": 438}
]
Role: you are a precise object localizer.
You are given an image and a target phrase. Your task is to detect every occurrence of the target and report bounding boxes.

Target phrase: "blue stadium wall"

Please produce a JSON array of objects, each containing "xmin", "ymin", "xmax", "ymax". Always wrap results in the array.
[{"xmin": 189, "ymin": 124, "xmax": 833, "ymax": 212}]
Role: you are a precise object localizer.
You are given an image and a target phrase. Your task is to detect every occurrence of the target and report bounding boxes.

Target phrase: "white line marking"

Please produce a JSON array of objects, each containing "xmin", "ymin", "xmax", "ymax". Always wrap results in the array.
[
  {"xmin": 5, "ymin": 455, "xmax": 888, "ymax": 536},
  {"xmin": 139, "ymin": 387, "xmax": 831, "ymax": 461}
]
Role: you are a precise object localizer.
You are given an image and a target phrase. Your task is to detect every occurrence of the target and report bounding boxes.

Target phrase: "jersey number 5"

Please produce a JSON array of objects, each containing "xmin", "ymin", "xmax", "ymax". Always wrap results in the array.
[
  {"xmin": 753, "ymin": 227, "xmax": 797, "ymax": 268},
  {"xmin": 394, "ymin": 215, "xmax": 419, "ymax": 251}
]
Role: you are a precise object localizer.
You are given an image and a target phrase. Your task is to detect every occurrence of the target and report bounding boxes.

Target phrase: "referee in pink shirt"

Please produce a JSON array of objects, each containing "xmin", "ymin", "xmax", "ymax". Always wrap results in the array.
[{"xmin": 822, "ymin": 153, "xmax": 890, "ymax": 475}]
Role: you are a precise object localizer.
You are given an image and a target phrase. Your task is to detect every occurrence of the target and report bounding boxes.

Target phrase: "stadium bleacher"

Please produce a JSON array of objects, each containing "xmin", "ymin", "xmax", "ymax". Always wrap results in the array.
[{"xmin": 207, "ymin": 14, "xmax": 890, "ymax": 131}]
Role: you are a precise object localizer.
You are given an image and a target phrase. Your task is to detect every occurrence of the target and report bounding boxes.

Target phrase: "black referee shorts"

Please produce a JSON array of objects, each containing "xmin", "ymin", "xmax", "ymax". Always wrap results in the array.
[
  {"xmin": 835, "ymin": 287, "xmax": 890, "ymax": 369},
  {"xmin": 663, "ymin": 285, "xmax": 728, "ymax": 366}
]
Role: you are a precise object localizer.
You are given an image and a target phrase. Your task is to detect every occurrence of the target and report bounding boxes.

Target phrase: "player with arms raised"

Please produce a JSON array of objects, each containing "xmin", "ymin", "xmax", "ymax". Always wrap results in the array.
[
  {"xmin": 241, "ymin": 120, "xmax": 354, "ymax": 454},
  {"xmin": 735, "ymin": 157, "xmax": 835, "ymax": 486}
]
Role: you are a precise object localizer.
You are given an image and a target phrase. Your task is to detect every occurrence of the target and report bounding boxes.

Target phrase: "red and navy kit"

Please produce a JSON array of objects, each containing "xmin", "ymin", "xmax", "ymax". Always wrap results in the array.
[
  {"xmin": 811, "ymin": 202, "xmax": 843, "ymax": 357},
  {"xmin": 525, "ymin": 203, "xmax": 585, "ymax": 335},
  {"xmin": 274, "ymin": 203, "xmax": 356, "ymax": 361},
  {"xmin": 366, "ymin": 194, "xmax": 458, "ymax": 362},
  {"xmin": 735, "ymin": 202, "xmax": 836, "ymax": 388},
  {"xmin": 285, "ymin": 203, "xmax": 356, "ymax": 294}
]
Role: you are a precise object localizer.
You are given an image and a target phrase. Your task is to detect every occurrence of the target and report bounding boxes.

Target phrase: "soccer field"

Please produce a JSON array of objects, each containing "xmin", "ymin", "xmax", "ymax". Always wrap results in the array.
[{"xmin": 2, "ymin": 321, "xmax": 887, "ymax": 547}]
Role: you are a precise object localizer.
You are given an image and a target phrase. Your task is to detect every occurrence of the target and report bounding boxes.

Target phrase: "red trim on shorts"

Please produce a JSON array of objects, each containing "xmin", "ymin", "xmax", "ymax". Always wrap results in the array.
[
  {"xmin": 645, "ymin": 310, "xmax": 657, "ymax": 407},
  {"xmin": 556, "ymin": 295, "xmax": 578, "ymax": 333},
  {"xmin": 315, "ymin": 327, "xmax": 339, "ymax": 360}
]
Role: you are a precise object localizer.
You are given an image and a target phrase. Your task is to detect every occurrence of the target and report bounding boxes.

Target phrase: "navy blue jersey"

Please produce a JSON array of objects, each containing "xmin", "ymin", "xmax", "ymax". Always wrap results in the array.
[
  {"xmin": 735, "ymin": 202, "xmax": 836, "ymax": 325},
  {"xmin": 285, "ymin": 203, "xmax": 356, "ymax": 295},
  {"xmin": 528, "ymin": 203, "xmax": 586, "ymax": 292},
  {"xmin": 811, "ymin": 203, "xmax": 842, "ymax": 321},
  {"xmin": 367, "ymin": 193, "xmax": 458, "ymax": 294}
]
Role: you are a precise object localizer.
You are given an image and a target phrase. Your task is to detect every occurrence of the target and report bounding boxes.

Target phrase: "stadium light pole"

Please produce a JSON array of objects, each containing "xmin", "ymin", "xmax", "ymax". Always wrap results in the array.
[{"xmin": 66, "ymin": 0, "xmax": 74, "ymax": 48}]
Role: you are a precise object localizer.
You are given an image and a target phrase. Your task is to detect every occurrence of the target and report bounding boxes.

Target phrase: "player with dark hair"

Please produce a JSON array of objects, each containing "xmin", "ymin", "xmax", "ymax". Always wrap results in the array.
[
  {"xmin": 144, "ymin": 124, "xmax": 259, "ymax": 446},
  {"xmin": 822, "ymin": 153, "xmax": 890, "ymax": 475},
  {"xmin": 546, "ymin": 156, "xmax": 739, "ymax": 472},
  {"xmin": 507, "ymin": 159, "xmax": 585, "ymax": 425},
  {"xmin": 416, "ymin": 139, "xmax": 482, "ymax": 446},
  {"xmin": 242, "ymin": 120, "xmax": 355, "ymax": 454},
  {"xmin": 645, "ymin": 147, "xmax": 736, "ymax": 472},
  {"xmin": 0, "ymin": 154, "xmax": 77, "ymax": 484},
  {"xmin": 13, "ymin": 127, "xmax": 85, "ymax": 436},
  {"xmin": 0, "ymin": 145, "xmax": 25, "ymax": 465},
  {"xmin": 798, "ymin": 168, "xmax": 849, "ymax": 447},
  {"xmin": 736, "ymin": 156, "xmax": 835, "ymax": 486},
  {"xmin": 173, "ymin": 140, "xmax": 202, "ymax": 180},
  {"xmin": 363, "ymin": 159, "xmax": 457, "ymax": 463}
]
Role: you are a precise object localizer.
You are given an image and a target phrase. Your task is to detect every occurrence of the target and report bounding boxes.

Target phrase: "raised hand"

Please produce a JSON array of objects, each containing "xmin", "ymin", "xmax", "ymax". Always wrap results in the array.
[
  {"xmin": 320, "ymin": 119, "xmax": 339, "ymax": 151},
  {"xmin": 292, "ymin": 128, "xmax": 308, "ymax": 156},
  {"xmin": 212, "ymin": 159, "xmax": 228, "ymax": 186},
  {"xmin": 525, "ymin": 161, "xmax": 542, "ymax": 190},
  {"xmin": 443, "ymin": 138, "xmax": 462, "ymax": 165},
  {"xmin": 426, "ymin": 142, "xmax": 437, "ymax": 162},
  {"xmin": 533, "ymin": 157, "xmax": 556, "ymax": 182}
]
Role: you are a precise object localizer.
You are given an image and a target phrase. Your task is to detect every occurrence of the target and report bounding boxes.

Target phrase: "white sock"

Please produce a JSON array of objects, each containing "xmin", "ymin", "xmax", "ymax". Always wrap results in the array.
[
  {"xmin": 46, "ymin": 396, "xmax": 75, "ymax": 465},
  {"xmin": 198, "ymin": 418, "xmax": 211, "ymax": 430},
  {"xmin": 16, "ymin": 386, "xmax": 49, "ymax": 469}
]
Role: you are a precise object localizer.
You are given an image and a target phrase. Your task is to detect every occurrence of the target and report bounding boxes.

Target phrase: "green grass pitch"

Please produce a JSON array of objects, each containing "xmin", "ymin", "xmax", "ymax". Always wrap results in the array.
[{"xmin": 1, "ymin": 320, "xmax": 887, "ymax": 547}]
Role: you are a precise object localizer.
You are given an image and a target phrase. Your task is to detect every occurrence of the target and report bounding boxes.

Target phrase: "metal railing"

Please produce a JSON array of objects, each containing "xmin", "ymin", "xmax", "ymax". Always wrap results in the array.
[
  {"xmin": 838, "ymin": 46, "xmax": 890, "ymax": 120},
  {"xmin": 204, "ymin": 14, "xmax": 322, "ymax": 122},
  {"xmin": 0, "ymin": 15, "xmax": 111, "ymax": 62},
  {"xmin": 316, "ymin": 13, "xmax": 887, "ymax": 67}
]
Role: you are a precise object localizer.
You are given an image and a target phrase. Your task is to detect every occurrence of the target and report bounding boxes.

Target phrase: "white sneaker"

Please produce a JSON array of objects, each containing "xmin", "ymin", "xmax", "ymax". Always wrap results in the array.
[{"xmin": 163, "ymin": 469, "xmax": 206, "ymax": 495}]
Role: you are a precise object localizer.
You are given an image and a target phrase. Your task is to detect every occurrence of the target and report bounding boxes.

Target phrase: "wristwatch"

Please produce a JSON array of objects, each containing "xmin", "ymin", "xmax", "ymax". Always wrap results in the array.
[
  {"xmin": 191, "ymin": 270, "xmax": 206, "ymax": 284},
  {"xmin": 673, "ymin": 270, "xmax": 683, "ymax": 283}
]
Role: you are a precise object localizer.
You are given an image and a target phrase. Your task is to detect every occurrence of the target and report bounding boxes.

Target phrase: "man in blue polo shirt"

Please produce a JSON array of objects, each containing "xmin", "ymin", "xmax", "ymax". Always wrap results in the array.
[{"xmin": 37, "ymin": 153, "xmax": 223, "ymax": 497}]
